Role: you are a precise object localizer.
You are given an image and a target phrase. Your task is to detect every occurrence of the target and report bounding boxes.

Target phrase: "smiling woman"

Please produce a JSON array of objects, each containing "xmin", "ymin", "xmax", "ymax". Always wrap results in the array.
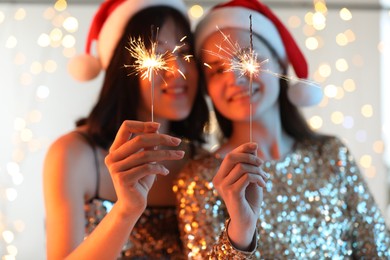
[
  {"xmin": 42, "ymin": 0, "xmax": 209, "ymax": 259},
  {"xmin": 173, "ymin": 0, "xmax": 390, "ymax": 258}
]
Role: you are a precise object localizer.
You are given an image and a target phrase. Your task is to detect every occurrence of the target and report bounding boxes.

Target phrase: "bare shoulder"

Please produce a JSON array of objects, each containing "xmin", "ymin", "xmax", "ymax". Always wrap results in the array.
[{"xmin": 43, "ymin": 129, "xmax": 98, "ymax": 200}]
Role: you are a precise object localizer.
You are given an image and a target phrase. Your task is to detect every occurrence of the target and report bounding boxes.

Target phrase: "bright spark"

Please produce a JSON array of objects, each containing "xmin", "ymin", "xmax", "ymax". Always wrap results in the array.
[
  {"xmin": 124, "ymin": 29, "xmax": 192, "ymax": 122},
  {"xmin": 125, "ymin": 35, "xmax": 192, "ymax": 81}
]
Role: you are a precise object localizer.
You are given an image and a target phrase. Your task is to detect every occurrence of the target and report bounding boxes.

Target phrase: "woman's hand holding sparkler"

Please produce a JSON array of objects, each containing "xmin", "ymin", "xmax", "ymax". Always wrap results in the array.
[
  {"xmin": 213, "ymin": 142, "xmax": 268, "ymax": 251},
  {"xmin": 105, "ymin": 120, "xmax": 185, "ymax": 217}
]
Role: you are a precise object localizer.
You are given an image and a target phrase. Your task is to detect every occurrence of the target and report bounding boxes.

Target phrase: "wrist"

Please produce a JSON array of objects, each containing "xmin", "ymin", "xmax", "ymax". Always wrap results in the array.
[
  {"xmin": 113, "ymin": 201, "xmax": 145, "ymax": 221},
  {"xmin": 228, "ymin": 218, "xmax": 257, "ymax": 250},
  {"xmin": 226, "ymin": 218, "xmax": 258, "ymax": 252}
]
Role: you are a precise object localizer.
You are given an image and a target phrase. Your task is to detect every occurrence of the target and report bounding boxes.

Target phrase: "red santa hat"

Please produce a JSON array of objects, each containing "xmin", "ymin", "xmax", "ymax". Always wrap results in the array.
[
  {"xmin": 68, "ymin": 0, "xmax": 188, "ymax": 82},
  {"xmin": 195, "ymin": 0, "xmax": 323, "ymax": 107}
]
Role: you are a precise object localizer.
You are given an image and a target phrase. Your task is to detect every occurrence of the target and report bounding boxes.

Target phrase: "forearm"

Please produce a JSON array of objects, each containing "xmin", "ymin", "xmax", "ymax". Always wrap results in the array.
[{"xmin": 65, "ymin": 204, "xmax": 140, "ymax": 260}]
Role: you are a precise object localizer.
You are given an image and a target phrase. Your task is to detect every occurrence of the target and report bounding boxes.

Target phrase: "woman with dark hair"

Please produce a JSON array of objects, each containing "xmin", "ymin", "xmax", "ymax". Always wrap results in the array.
[
  {"xmin": 175, "ymin": 0, "xmax": 390, "ymax": 258},
  {"xmin": 43, "ymin": 0, "xmax": 208, "ymax": 259}
]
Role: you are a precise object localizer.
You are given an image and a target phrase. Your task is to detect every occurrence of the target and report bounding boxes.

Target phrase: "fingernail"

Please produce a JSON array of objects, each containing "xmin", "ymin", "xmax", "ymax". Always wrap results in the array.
[
  {"xmin": 255, "ymin": 157, "xmax": 262, "ymax": 164},
  {"xmin": 174, "ymin": 150, "xmax": 185, "ymax": 157},
  {"xmin": 249, "ymin": 142, "xmax": 258, "ymax": 149},
  {"xmin": 163, "ymin": 167, "xmax": 170, "ymax": 175},
  {"xmin": 171, "ymin": 137, "xmax": 182, "ymax": 145},
  {"xmin": 150, "ymin": 122, "xmax": 160, "ymax": 129}
]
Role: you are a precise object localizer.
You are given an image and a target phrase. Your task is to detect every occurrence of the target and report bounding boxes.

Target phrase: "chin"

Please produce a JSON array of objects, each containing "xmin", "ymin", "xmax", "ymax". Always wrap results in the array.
[{"xmin": 164, "ymin": 111, "xmax": 191, "ymax": 121}]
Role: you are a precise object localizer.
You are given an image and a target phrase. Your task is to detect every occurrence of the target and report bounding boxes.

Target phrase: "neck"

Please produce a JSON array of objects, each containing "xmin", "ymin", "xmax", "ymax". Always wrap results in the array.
[{"xmin": 218, "ymin": 105, "xmax": 294, "ymax": 161}]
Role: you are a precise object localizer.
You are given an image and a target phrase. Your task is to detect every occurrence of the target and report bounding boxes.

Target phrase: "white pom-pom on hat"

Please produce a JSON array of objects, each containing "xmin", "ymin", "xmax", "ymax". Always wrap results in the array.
[
  {"xmin": 68, "ymin": 0, "xmax": 187, "ymax": 82},
  {"xmin": 67, "ymin": 54, "xmax": 101, "ymax": 82},
  {"xmin": 288, "ymin": 81, "xmax": 323, "ymax": 107},
  {"xmin": 195, "ymin": 0, "xmax": 323, "ymax": 107}
]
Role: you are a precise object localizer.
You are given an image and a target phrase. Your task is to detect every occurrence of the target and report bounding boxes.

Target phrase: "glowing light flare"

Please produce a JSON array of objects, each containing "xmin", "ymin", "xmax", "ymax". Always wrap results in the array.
[
  {"xmin": 54, "ymin": 0, "xmax": 67, "ymax": 11},
  {"xmin": 189, "ymin": 5, "xmax": 204, "ymax": 19},
  {"xmin": 204, "ymin": 28, "xmax": 262, "ymax": 80},
  {"xmin": 343, "ymin": 78, "xmax": 356, "ymax": 92},
  {"xmin": 359, "ymin": 154, "xmax": 372, "ymax": 169},
  {"xmin": 373, "ymin": 140, "xmax": 384, "ymax": 154},
  {"xmin": 361, "ymin": 104, "xmax": 373, "ymax": 117},
  {"xmin": 308, "ymin": 115, "xmax": 323, "ymax": 130},
  {"xmin": 2, "ymin": 230, "xmax": 15, "ymax": 244},
  {"xmin": 125, "ymin": 28, "xmax": 191, "ymax": 122},
  {"xmin": 14, "ymin": 8, "xmax": 26, "ymax": 21},
  {"xmin": 335, "ymin": 58, "xmax": 349, "ymax": 72},
  {"xmin": 287, "ymin": 15, "xmax": 301, "ymax": 28},
  {"xmin": 340, "ymin": 8, "xmax": 352, "ymax": 21},
  {"xmin": 6, "ymin": 36, "xmax": 18, "ymax": 49},
  {"xmin": 0, "ymin": 11, "xmax": 5, "ymax": 24},
  {"xmin": 37, "ymin": 33, "xmax": 50, "ymax": 47},
  {"xmin": 63, "ymin": 16, "xmax": 78, "ymax": 33},
  {"xmin": 125, "ymin": 35, "xmax": 187, "ymax": 82}
]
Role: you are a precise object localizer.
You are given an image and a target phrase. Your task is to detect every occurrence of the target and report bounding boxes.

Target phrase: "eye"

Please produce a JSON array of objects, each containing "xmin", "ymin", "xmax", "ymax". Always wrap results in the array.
[
  {"xmin": 215, "ymin": 66, "xmax": 226, "ymax": 74},
  {"xmin": 205, "ymin": 65, "xmax": 228, "ymax": 78}
]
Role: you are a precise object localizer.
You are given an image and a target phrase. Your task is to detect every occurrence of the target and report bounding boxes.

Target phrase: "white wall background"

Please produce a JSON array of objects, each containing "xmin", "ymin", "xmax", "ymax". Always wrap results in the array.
[{"xmin": 0, "ymin": 1, "xmax": 389, "ymax": 259}]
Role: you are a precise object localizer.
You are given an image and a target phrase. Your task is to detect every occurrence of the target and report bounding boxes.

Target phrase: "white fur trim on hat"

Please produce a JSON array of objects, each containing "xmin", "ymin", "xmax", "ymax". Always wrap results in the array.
[
  {"xmin": 288, "ymin": 81, "xmax": 323, "ymax": 107},
  {"xmin": 195, "ymin": 6, "xmax": 286, "ymax": 63},
  {"xmin": 99, "ymin": 0, "xmax": 188, "ymax": 69}
]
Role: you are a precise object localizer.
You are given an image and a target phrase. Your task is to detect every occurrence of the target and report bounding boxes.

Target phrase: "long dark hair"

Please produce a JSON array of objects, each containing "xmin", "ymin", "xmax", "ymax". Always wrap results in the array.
[
  {"xmin": 208, "ymin": 34, "xmax": 322, "ymax": 143},
  {"xmin": 77, "ymin": 6, "xmax": 209, "ymax": 152}
]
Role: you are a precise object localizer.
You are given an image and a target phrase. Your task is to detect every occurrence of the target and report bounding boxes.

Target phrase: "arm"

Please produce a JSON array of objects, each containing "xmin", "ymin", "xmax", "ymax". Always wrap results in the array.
[{"xmin": 44, "ymin": 121, "xmax": 185, "ymax": 259}]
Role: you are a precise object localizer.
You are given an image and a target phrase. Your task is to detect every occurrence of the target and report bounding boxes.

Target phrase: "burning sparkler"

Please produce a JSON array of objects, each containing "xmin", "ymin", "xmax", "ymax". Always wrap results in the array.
[
  {"xmin": 204, "ymin": 15, "xmax": 261, "ymax": 142},
  {"xmin": 125, "ymin": 26, "xmax": 192, "ymax": 122},
  {"xmin": 204, "ymin": 15, "xmax": 319, "ymax": 142}
]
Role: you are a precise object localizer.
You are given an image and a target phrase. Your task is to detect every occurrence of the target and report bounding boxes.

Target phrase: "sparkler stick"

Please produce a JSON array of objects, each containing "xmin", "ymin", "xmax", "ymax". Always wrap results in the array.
[
  {"xmin": 150, "ymin": 26, "xmax": 157, "ymax": 122},
  {"xmin": 249, "ymin": 15, "xmax": 254, "ymax": 143}
]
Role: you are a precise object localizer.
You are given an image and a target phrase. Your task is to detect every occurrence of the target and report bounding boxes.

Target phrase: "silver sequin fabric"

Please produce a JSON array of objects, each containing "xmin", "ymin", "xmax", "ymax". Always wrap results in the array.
[{"xmin": 174, "ymin": 136, "xmax": 390, "ymax": 259}]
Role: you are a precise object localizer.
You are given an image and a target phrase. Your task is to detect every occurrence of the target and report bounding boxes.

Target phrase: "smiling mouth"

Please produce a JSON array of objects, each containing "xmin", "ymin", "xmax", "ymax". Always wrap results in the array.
[
  {"xmin": 161, "ymin": 86, "xmax": 187, "ymax": 95},
  {"xmin": 229, "ymin": 87, "xmax": 259, "ymax": 102}
]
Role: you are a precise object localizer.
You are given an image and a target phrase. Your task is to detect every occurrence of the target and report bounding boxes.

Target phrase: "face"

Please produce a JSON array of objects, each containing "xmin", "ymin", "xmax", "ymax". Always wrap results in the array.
[
  {"xmin": 201, "ymin": 28, "xmax": 282, "ymax": 122},
  {"xmin": 138, "ymin": 17, "xmax": 198, "ymax": 122}
]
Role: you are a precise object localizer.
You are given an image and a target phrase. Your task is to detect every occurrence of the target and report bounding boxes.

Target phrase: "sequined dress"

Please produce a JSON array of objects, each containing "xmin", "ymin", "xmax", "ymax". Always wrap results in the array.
[
  {"xmin": 174, "ymin": 136, "xmax": 390, "ymax": 259},
  {"xmin": 85, "ymin": 199, "xmax": 185, "ymax": 259}
]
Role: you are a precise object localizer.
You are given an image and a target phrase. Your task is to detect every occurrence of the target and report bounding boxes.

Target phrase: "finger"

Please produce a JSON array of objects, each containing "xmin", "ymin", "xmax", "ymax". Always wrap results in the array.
[
  {"xmin": 112, "ymin": 133, "xmax": 182, "ymax": 161},
  {"xmin": 223, "ymin": 163, "xmax": 268, "ymax": 187},
  {"xmin": 231, "ymin": 142, "xmax": 258, "ymax": 154},
  {"xmin": 108, "ymin": 150, "xmax": 185, "ymax": 172},
  {"xmin": 119, "ymin": 163, "xmax": 171, "ymax": 182},
  {"xmin": 215, "ymin": 152, "xmax": 262, "ymax": 183},
  {"xmin": 110, "ymin": 121, "xmax": 160, "ymax": 152},
  {"xmin": 229, "ymin": 173, "xmax": 267, "ymax": 195}
]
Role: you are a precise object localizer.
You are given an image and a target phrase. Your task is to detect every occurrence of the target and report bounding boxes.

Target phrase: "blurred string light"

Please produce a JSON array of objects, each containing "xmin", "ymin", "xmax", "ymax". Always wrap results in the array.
[
  {"xmin": 1, "ymin": 1, "xmax": 72, "ymax": 258},
  {"xmin": 299, "ymin": 0, "xmax": 383, "ymax": 179}
]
